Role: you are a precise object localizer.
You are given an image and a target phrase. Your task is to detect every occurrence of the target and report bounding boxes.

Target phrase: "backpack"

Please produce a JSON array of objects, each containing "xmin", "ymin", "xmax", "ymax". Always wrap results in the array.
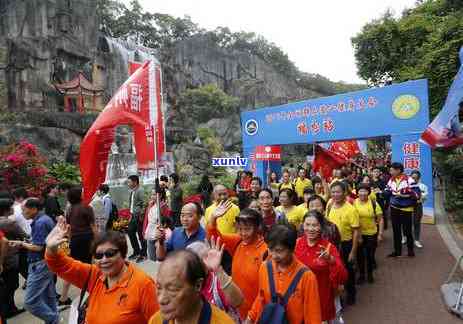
[{"xmin": 258, "ymin": 261, "xmax": 308, "ymax": 324}]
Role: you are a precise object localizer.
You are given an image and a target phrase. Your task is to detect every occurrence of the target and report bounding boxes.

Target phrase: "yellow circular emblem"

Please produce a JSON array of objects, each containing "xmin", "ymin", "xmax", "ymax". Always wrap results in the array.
[{"xmin": 392, "ymin": 95, "xmax": 420, "ymax": 119}]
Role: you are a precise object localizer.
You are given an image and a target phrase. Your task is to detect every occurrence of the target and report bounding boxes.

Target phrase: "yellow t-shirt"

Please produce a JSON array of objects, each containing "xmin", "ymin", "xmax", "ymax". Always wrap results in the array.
[
  {"xmin": 297, "ymin": 203, "xmax": 308, "ymax": 215},
  {"xmin": 205, "ymin": 202, "xmax": 240, "ymax": 234},
  {"xmin": 294, "ymin": 178, "xmax": 312, "ymax": 198},
  {"xmin": 276, "ymin": 205, "xmax": 306, "ymax": 228},
  {"xmin": 149, "ymin": 304, "xmax": 235, "ymax": 324},
  {"xmin": 326, "ymin": 202, "xmax": 360, "ymax": 242},
  {"xmin": 353, "ymin": 199, "xmax": 383, "ymax": 236},
  {"xmin": 279, "ymin": 182, "xmax": 294, "ymax": 191},
  {"xmin": 315, "ymin": 192, "xmax": 329, "ymax": 203},
  {"xmin": 352, "ymin": 189, "xmax": 377, "ymax": 202}
]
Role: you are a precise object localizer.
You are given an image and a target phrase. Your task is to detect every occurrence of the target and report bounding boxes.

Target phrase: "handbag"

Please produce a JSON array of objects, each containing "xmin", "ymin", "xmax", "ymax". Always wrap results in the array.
[{"xmin": 68, "ymin": 269, "xmax": 92, "ymax": 324}]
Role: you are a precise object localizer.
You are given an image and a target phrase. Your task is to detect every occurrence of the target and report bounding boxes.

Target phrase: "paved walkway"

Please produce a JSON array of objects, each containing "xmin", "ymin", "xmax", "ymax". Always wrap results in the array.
[
  {"xmin": 9, "ymin": 224, "xmax": 463, "ymax": 324},
  {"xmin": 343, "ymin": 224, "xmax": 462, "ymax": 324}
]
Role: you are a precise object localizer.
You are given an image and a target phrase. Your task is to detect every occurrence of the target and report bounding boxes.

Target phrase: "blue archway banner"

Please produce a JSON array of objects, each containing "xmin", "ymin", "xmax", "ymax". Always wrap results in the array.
[
  {"xmin": 241, "ymin": 79, "xmax": 435, "ymax": 223},
  {"xmin": 242, "ymin": 79, "xmax": 429, "ymax": 146}
]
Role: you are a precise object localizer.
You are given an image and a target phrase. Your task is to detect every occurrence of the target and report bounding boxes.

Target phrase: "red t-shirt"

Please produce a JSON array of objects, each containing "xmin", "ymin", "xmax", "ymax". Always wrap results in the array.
[
  {"xmin": 295, "ymin": 237, "xmax": 347, "ymax": 321},
  {"xmin": 239, "ymin": 177, "xmax": 252, "ymax": 191}
]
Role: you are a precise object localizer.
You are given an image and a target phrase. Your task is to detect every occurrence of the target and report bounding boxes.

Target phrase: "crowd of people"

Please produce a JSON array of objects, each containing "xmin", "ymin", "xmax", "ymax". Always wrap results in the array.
[{"xmin": 0, "ymin": 160, "xmax": 429, "ymax": 324}]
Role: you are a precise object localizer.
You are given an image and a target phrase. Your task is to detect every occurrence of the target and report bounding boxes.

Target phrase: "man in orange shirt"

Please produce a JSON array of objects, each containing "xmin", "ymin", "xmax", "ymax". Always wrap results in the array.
[{"xmin": 246, "ymin": 224, "xmax": 322, "ymax": 324}]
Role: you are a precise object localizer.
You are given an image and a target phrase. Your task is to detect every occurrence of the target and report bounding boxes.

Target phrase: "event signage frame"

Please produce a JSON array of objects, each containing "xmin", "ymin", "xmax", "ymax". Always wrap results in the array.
[{"xmin": 241, "ymin": 79, "xmax": 435, "ymax": 223}]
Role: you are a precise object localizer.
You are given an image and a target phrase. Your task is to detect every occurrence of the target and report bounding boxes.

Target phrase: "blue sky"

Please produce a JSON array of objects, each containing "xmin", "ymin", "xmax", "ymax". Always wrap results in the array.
[{"xmin": 125, "ymin": 0, "xmax": 417, "ymax": 83}]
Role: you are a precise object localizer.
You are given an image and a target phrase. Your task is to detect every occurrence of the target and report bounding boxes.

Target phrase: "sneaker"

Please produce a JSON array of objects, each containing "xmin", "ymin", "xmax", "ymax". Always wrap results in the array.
[
  {"xmin": 387, "ymin": 252, "xmax": 401, "ymax": 258},
  {"xmin": 415, "ymin": 240, "xmax": 423, "ymax": 248},
  {"xmin": 136, "ymin": 255, "xmax": 147, "ymax": 263},
  {"xmin": 128, "ymin": 254, "xmax": 139, "ymax": 260},
  {"xmin": 402, "ymin": 236, "xmax": 407, "ymax": 244}
]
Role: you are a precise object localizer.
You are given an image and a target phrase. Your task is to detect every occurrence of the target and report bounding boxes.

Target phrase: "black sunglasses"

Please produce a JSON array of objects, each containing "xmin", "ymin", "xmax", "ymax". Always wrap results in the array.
[{"xmin": 94, "ymin": 248, "xmax": 119, "ymax": 260}]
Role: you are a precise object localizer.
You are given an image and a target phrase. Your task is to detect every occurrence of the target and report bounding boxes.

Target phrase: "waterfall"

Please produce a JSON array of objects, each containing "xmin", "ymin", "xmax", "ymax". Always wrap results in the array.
[
  {"xmin": 99, "ymin": 39, "xmax": 161, "ymax": 187},
  {"xmin": 100, "ymin": 36, "xmax": 160, "ymax": 97}
]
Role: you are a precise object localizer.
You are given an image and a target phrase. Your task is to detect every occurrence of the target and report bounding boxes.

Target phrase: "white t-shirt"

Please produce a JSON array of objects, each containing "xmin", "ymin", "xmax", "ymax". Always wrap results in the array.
[
  {"xmin": 144, "ymin": 204, "xmax": 160, "ymax": 240},
  {"xmin": 9, "ymin": 202, "xmax": 31, "ymax": 235}
]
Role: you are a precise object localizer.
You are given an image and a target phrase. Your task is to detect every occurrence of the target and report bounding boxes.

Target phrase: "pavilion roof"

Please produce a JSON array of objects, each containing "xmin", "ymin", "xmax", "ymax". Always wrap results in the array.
[{"xmin": 54, "ymin": 72, "xmax": 104, "ymax": 95}]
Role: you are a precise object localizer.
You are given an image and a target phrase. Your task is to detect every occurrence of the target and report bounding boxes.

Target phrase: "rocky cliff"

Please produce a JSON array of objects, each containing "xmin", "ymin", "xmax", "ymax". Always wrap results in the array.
[{"xmin": 0, "ymin": 0, "xmax": 361, "ymax": 173}]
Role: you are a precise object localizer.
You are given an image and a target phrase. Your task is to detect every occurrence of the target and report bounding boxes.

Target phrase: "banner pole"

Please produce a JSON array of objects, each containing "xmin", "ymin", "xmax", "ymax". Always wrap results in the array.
[{"xmin": 153, "ymin": 126, "xmax": 161, "ymax": 225}]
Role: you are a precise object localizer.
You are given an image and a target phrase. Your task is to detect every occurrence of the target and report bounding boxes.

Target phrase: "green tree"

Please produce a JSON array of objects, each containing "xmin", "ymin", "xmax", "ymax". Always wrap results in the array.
[
  {"xmin": 96, "ymin": 0, "xmax": 363, "ymax": 100},
  {"xmin": 351, "ymin": 0, "xmax": 463, "ymax": 118},
  {"xmin": 352, "ymin": 0, "xmax": 463, "ymax": 219},
  {"xmin": 97, "ymin": 0, "xmax": 199, "ymax": 50},
  {"xmin": 48, "ymin": 162, "xmax": 81, "ymax": 184},
  {"xmin": 177, "ymin": 84, "xmax": 239, "ymax": 124},
  {"xmin": 197, "ymin": 127, "xmax": 223, "ymax": 156}
]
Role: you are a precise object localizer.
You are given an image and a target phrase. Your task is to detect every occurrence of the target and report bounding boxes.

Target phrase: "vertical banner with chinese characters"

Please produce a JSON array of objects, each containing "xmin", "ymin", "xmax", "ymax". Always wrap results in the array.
[
  {"xmin": 391, "ymin": 133, "xmax": 434, "ymax": 223},
  {"xmin": 128, "ymin": 61, "xmax": 166, "ymax": 169},
  {"xmin": 80, "ymin": 61, "xmax": 161, "ymax": 203}
]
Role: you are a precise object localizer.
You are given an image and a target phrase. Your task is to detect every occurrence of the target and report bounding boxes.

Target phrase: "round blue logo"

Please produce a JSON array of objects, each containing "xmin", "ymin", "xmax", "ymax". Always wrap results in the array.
[{"xmin": 245, "ymin": 119, "xmax": 258, "ymax": 136}]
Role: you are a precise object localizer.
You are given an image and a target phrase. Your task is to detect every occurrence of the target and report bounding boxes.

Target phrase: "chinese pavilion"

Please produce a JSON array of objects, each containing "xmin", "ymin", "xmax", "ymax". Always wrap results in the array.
[{"xmin": 54, "ymin": 72, "xmax": 104, "ymax": 113}]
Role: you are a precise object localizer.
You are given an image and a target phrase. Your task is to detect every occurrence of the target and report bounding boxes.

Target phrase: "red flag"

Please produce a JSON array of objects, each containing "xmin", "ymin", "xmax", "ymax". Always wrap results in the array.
[
  {"xmin": 312, "ymin": 145, "xmax": 347, "ymax": 180},
  {"xmin": 80, "ymin": 61, "xmax": 162, "ymax": 203},
  {"xmin": 328, "ymin": 140, "xmax": 361, "ymax": 159},
  {"xmin": 128, "ymin": 61, "xmax": 142, "ymax": 76},
  {"xmin": 129, "ymin": 61, "xmax": 165, "ymax": 166}
]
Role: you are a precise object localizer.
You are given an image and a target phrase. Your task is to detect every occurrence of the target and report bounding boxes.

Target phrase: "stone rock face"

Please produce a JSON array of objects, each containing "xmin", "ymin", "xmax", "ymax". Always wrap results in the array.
[
  {"xmin": 0, "ymin": 124, "xmax": 81, "ymax": 162},
  {"xmin": 169, "ymin": 36, "xmax": 321, "ymax": 110},
  {"xmin": 0, "ymin": 0, "xmax": 99, "ymax": 111},
  {"xmin": 172, "ymin": 143, "xmax": 211, "ymax": 174},
  {"xmin": 163, "ymin": 35, "xmax": 323, "ymax": 162},
  {"xmin": 0, "ymin": 1, "xmax": 338, "ymax": 170},
  {"xmin": 198, "ymin": 116, "xmax": 242, "ymax": 151}
]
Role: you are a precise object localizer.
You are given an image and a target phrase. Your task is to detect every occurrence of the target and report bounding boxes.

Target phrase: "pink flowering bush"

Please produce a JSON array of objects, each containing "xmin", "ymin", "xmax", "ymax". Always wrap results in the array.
[{"xmin": 0, "ymin": 141, "xmax": 57, "ymax": 197}]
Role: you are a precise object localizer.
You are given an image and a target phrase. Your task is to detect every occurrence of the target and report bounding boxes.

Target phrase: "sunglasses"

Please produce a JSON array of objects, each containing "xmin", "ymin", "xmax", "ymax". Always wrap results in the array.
[{"xmin": 94, "ymin": 248, "xmax": 119, "ymax": 260}]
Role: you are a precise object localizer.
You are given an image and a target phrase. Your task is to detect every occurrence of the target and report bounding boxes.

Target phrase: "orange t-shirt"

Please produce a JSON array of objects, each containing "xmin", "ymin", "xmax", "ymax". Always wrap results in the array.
[
  {"xmin": 207, "ymin": 225, "xmax": 268, "ymax": 319},
  {"xmin": 149, "ymin": 303, "xmax": 234, "ymax": 324},
  {"xmin": 46, "ymin": 251, "xmax": 159, "ymax": 324},
  {"xmin": 248, "ymin": 258, "xmax": 322, "ymax": 324}
]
